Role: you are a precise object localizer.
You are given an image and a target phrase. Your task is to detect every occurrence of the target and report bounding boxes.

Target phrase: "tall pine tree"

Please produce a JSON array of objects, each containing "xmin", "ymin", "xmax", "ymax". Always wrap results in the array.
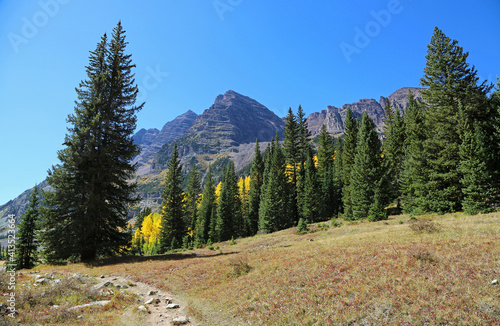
[
  {"xmin": 41, "ymin": 22, "xmax": 142, "ymax": 262},
  {"xmin": 381, "ymin": 100, "xmax": 405, "ymax": 207},
  {"xmin": 215, "ymin": 161, "xmax": 241, "ymax": 241},
  {"xmin": 458, "ymin": 98, "xmax": 500, "ymax": 214},
  {"xmin": 283, "ymin": 108, "xmax": 300, "ymax": 223},
  {"xmin": 333, "ymin": 137, "xmax": 343, "ymax": 216},
  {"xmin": 247, "ymin": 140, "xmax": 264, "ymax": 236},
  {"xmin": 259, "ymin": 137, "xmax": 291, "ymax": 233},
  {"xmin": 317, "ymin": 125, "xmax": 336, "ymax": 219},
  {"xmin": 185, "ymin": 162, "xmax": 201, "ymax": 229},
  {"xmin": 400, "ymin": 91, "xmax": 427, "ymax": 213},
  {"xmin": 195, "ymin": 165, "xmax": 216, "ymax": 245},
  {"xmin": 300, "ymin": 149, "xmax": 321, "ymax": 222},
  {"xmin": 420, "ymin": 27, "xmax": 493, "ymax": 213},
  {"xmin": 15, "ymin": 185, "xmax": 40, "ymax": 269},
  {"xmin": 350, "ymin": 112, "xmax": 383, "ymax": 220},
  {"xmin": 159, "ymin": 143, "xmax": 185, "ymax": 252},
  {"xmin": 341, "ymin": 107, "xmax": 358, "ymax": 219}
]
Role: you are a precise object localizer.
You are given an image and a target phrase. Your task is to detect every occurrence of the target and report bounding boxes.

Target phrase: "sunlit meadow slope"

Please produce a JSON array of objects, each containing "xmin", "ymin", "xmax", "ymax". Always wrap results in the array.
[{"xmin": 24, "ymin": 212, "xmax": 500, "ymax": 325}]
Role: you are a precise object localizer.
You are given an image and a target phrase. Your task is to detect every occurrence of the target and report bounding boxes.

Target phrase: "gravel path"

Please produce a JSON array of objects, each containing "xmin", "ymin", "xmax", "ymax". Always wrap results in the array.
[{"xmin": 98, "ymin": 274, "xmax": 198, "ymax": 326}]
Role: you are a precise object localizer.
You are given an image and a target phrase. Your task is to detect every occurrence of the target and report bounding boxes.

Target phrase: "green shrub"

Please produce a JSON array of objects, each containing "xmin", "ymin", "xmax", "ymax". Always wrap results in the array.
[
  {"xmin": 296, "ymin": 218, "xmax": 309, "ymax": 234},
  {"xmin": 331, "ymin": 219, "xmax": 342, "ymax": 228}
]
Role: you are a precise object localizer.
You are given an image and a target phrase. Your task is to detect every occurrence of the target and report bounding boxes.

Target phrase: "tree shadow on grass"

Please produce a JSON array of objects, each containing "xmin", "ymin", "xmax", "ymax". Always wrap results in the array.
[{"xmin": 86, "ymin": 250, "xmax": 239, "ymax": 267}]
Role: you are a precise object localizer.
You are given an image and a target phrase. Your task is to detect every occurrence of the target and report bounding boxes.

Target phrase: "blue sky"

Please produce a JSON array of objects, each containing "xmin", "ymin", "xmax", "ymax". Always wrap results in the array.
[{"xmin": 0, "ymin": 0, "xmax": 499, "ymax": 205}]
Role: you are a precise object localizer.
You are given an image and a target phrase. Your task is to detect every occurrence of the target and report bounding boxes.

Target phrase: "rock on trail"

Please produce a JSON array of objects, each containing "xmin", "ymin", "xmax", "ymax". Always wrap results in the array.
[{"xmin": 97, "ymin": 274, "xmax": 195, "ymax": 326}]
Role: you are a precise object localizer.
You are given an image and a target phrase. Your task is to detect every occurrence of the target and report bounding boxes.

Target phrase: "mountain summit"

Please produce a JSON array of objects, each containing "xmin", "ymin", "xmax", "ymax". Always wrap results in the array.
[{"xmin": 188, "ymin": 90, "xmax": 285, "ymax": 147}]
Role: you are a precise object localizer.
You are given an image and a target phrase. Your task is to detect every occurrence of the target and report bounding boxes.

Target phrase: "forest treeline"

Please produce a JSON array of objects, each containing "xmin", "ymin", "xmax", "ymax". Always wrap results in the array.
[{"xmin": 12, "ymin": 26, "xmax": 500, "ymax": 267}]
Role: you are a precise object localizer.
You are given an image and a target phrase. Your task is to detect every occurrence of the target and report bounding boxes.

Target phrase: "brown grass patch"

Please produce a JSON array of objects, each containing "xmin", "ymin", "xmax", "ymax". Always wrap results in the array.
[
  {"xmin": 407, "ymin": 245, "xmax": 439, "ymax": 264},
  {"xmin": 409, "ymin": 218, "xmax": 442, "ymax": 233},
  {"xmin": 228, "ymin": 255, "xmax": 252, "ymax": 277}
]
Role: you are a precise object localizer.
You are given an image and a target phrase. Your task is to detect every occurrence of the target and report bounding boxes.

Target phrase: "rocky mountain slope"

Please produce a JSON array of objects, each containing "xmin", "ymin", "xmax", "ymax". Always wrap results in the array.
[
  {"xmin": 132, "ymin": 110, "xmax": 198, "ymax": 176},
  {"xmin": 307, "ymin": 87, "xmax": 424, "ymax": 137},
  {"xmin": 151, "ymin": 90, "xmax": 285, "ymax": 173}
]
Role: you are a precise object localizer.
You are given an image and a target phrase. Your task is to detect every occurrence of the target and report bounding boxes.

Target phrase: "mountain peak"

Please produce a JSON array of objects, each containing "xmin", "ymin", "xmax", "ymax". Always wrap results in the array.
[{"xmin": 214, "ymin": 90, "xmax": 254, "ymax": 106}]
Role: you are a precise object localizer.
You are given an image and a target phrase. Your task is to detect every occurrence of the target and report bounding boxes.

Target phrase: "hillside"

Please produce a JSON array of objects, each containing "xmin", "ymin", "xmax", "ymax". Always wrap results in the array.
[{"xmin": 11, "ymin": 211, "xmax": 500, "ymax": 325}]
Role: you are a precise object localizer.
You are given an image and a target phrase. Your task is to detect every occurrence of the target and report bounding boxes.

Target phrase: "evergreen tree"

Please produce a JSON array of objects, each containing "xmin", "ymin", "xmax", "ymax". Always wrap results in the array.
[
  {"xmin": 367, "ymin": 187, "xmax": 388, "ymax": 221},
  {"xmin": 185, "ymin": 162, "xmax": 201, "ymax": 228},
  {"xmin": 296, "ymin": 105, "xmax": 312, "ymax": 222},
  {"xmin": 41, "ymin": 22, "xmax": 142, "ymax": 262},
  {"xmin": 15, "ymin": 185, "xmax": 40, "ymax": 269},
  {"xmin": 239, "ymin": 176, "xmax": 250, "ymax": 236},
  {"xmin": 159, "ymin": 143, "xmax": 185, "ymax": 252},
  {"xmin": 208, "ymin": 207, "xmax": 218, "ymax": 242},
  {"xmin": 381, "ymin": 100, "xmax": 406, "ymax": 207},
  {"xmin": 317, "ymin": 125, "xmax": 334, "ymax": 175},
  {"xmin": 215, "ymin": 161, "xmax": 241, "ymax": 241},
  {"xmin": 317, "ymin": 124, "xmax": 335, "ymax": 219},
  {"xmin": 350, "ymin": 112, "xmax": 383, "ymax": 220},
  {"xmin": 420, "ymin": 26, "xmax": 493, "ymax": 213},
  {"xmin": 333, "ymin": 137, "xmax": 343, "ymax": 215},
  {"xmin": 195, "ymin": 165, "xmax": 216, "ymax": 245},
  {"xmin": 296, "ymin": 105, "xmax": 312, "ymax": 164},
  {"xmin": 458, "ymin": 99, "xmax": 500, "ymax": 214},
  {"xmin": 283, "ymin": 108, "xmax": 300, "ymax": 223},
  {"xmin": 341, "ymin": 107, "xmax": 358, "ymax": 219},
  {"xmin": 300, "ymin": 149, "xmax": 321, "ymax": 222},
  {"xmin": 259, "ymin": 137, "xmax": 291, "ymax": 232},
  {"xmin": 400, "ymin": 91, "xmax": 427, "ymax": 213},
  {"xmin": 247, "ymin": 140, "xmax": 264, "ymax": 236}
]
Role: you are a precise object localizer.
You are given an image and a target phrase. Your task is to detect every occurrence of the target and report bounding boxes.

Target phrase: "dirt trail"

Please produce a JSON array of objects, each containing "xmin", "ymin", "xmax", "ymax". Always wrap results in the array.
[{"xmin": 98, "ymin": 274, "xmax": 198, "ymax": 326}]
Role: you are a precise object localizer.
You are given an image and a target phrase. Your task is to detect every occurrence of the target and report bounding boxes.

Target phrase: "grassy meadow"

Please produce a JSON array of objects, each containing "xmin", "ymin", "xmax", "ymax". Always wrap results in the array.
[{"xmin": 3, "ymin": 212, "xmax": 500, "ymax": 325}]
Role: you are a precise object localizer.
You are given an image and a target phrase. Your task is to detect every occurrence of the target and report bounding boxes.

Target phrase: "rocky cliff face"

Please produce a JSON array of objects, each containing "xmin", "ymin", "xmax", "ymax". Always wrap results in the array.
[
  {"xmin": 132, "ymin": 110, "xmax": 198, "ymax": 175},
  {"xmin": 186, "ymin": 90, "xmax": 284, "ymax": 148},
  {"xmin": 307, "ymin": 87, "xmax": 424, "ymax": 137},
  {"xmin": 380, "ymin": 87, "xmax": 425, "ymax": 115}
]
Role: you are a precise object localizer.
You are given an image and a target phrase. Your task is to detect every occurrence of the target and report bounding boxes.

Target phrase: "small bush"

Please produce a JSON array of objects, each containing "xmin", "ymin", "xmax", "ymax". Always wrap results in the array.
[
  {"xmin": 331, "ymin": 219, "xmax": 342, "ymax": 228},
  {"xmin": 319, "ymin": 223, "xmax": 329, "ymax": 231},
  {"xmin": 408, "ymin": 219, "xmax": 442, "ymax": 233},
  {"xmin": 296, "ymin": 218, "xmax": 309, "ymax": 234},
  {"xmin": 228, "ymin": 256, "xmax": 252, "ymax": 277},
  {"xmin": 399, "ymin": 220, "xmax": 404, "ymax": 224},
  {"xmin": 230, "ymin": 237, "xmax": 236, "ymax": 245},
  {"xmin": 407, "ymin": 246, "xmax": 439, "ymax": 264}
]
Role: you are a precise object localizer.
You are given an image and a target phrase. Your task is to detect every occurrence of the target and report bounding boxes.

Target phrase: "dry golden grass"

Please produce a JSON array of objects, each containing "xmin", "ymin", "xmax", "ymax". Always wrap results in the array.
[
  {"xmin": 6, "ymin": 211, "xmax": 500, "ymax": 325},
  {"xmin": 0, "ymin": 271, "xmax": 144, "ymax": 326}
]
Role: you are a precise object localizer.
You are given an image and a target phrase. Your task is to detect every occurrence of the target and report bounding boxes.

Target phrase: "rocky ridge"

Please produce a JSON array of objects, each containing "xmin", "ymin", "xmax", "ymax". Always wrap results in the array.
[{"xmin": 306, "ymin": 87, "xmax": 424, "ymax": 137}]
